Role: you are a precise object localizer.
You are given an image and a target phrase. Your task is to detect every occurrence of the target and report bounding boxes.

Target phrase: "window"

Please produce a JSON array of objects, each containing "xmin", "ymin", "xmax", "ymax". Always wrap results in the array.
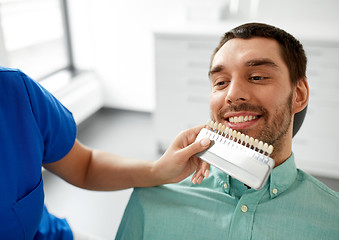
[{"xmin": 0, "ymin": 0, "xmax": 74, "ymax": 81}]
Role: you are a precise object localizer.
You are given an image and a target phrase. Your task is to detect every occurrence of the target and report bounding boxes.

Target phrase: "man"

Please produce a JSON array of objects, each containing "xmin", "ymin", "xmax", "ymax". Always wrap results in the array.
[
  {"xmin": 0, "ymin": 67, "xmax": 211, "ymax": 239},
  {"xmin": 115, "ymin": 23, "xmax": 339, "ymax": 240}
]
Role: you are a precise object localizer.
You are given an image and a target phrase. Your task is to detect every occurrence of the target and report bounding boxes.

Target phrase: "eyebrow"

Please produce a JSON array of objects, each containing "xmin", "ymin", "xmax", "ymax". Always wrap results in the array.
[
  {"xmin": 245, "ymin": 58, "xmax": 280, "ymax": 68},
  {"xmin": 208, "ymin": 65, "xmax": 224, "ymax": 77},
  {"xmin": 209, "ymin": 58, "xmax": 280, "ymax": 77}
]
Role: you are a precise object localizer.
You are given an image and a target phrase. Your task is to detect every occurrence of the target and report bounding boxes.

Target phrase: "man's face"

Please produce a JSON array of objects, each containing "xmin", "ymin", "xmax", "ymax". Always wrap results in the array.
[{"xmin": 209, "ymin": 37, "xmax": 294, "ymax": 149}]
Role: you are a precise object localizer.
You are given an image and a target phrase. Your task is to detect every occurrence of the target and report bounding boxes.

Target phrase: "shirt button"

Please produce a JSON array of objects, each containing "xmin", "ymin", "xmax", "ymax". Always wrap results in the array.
[
  {"xmin": 272, "ymin": 188, "xmax": 278, "ymax": 195},
  {"xmin": 223, "ymin": 183, "xmax": 228, "ymax": 189},
  {"xmin": 241, "ymin": 205, "xmax": 248, "ymax": 213}
]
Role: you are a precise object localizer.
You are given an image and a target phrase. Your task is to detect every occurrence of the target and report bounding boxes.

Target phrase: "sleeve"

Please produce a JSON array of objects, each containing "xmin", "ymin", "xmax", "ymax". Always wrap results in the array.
[
  {"xmin": 20, "ymin": 70, "xmax": 77, "ymax": 163},
  {"xmin": 34, "ymin": 205, "xmax": 73, "ymax": 240}
]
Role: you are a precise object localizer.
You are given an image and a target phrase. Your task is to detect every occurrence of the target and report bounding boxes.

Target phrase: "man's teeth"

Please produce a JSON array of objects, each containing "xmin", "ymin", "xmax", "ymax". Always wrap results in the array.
[{"xmin": 229, "ymin": 115, "xmax": 258, "ymax": 123}]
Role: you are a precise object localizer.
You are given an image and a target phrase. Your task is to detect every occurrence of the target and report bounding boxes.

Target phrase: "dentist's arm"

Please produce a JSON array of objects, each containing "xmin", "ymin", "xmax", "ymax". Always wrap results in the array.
[{"xmin": 43, "ymin": 125, "xmax": 211, "ymax": 190}]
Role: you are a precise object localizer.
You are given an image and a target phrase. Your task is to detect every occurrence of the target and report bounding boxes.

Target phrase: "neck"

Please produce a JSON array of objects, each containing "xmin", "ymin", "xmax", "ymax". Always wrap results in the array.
[
  {"xmin": 272, "ymin": 148, "xmax": 292, "ymax": 168},
  {"xmin": 270, "ymin": 128, "xmax": 293, "ymax": 168}
]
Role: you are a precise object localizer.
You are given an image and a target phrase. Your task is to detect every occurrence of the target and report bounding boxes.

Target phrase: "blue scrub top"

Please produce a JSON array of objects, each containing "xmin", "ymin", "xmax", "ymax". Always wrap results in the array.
[{"xmin": 0, "ymin": 67, "xmax": 76, "ymax": 239}]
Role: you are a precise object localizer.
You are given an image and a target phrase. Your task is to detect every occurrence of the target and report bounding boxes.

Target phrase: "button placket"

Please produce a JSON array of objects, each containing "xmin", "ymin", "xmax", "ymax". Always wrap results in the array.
[{"xmin": 227, "ymin": 187, "xmax": 268, "ymax": 239}]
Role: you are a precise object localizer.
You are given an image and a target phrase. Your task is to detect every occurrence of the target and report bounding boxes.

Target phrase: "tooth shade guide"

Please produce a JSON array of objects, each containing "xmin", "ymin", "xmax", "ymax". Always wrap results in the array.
[
  {"xmin": 214, "ymin": 123, "xmax": 219, "ymax": 133},
  {"xmin": 267, "ymin": 145, "xmax": 274, "ymax": 155},
  {"xmin": 220, "ymin": 125, "xmax": 226, "ymax": 135},
  {"xmin": 240, "ymin": 133, "xmax": 245, "ymax": 142},
  {"xmin": 195, "ymin": 122, "xmax": 275, "ymax": 190},
  {"xmin": 206, "ymin": 120, "xmax": 273, "ymax": 157},
  {"xmin": 206, "ymin": 119, "xmax": 212, "ymax": 129},
  {"xmin": 253, "ymin": 139, "xmax": 259, "ymax": 149},
  {"xmin": 236, "ymin": 132, "xmax": 242, "ymax": 143},
  {"xmin": 244, "ymin": 135, "xmax": 250, "ymax": 148}
]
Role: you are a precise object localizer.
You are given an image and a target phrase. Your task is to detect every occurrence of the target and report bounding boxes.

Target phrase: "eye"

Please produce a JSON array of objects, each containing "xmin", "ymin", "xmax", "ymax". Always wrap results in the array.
[
  {"xmin": 217, "ymin": 81, "xmax": 227, "ymax": 86},
  {"xmin": 249, "ymin": 76, "xmax": 266, "ymax": 81},
  {"xmin": 213, "ymin": 80, "xmax": 229, "ymax": 90},
  {"xmin": 211, "ymin": 75, "xmax": 231, "ymax": 90}
]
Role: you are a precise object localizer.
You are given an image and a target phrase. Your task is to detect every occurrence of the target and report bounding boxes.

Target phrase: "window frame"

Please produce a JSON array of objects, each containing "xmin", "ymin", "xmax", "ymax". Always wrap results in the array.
[{"xmin": 0, "ymin": 0, "xmax": 77, "ymax": 82}]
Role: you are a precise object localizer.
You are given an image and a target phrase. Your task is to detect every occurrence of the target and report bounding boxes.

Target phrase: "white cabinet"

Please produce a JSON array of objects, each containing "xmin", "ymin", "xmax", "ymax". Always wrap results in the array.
[
  {"xmin": 292, "ymin": 41, "xmax": 339, "ymax": 178},
  {"xmin": 154, "ymin": 30, "xmax": 339, "ymax": 179},
  {"xmin": 154, "ymin": 33, "xmax": 219, "ymax": 152}
]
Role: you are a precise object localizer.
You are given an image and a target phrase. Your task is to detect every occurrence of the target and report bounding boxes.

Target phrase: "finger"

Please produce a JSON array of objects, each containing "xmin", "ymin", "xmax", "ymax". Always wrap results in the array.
[
  {"xmin": 179, "ymin": 137, "xmax": 211, "ymax": 160},
  {"xmin": 202, "ymin": 162, "xmax": 210, "ymax": 178},
  {"xmin": 196, "ymin": 175, "xmax": 204, "ymax": 185},
  {"xmin": 194, "ymin": 159, "xmax": 205, "ymax": 177},
  {"xmin": 191, "ymin": 163, "xmax": 203, "ymax": 184},
  {"xmin": 186, "ymin": 125, "xmax": 208, "ymax": 145},
  {"xmin": 191, "ymin": 175, "xmax": 197, "ymax": 184},
  {"xmin": 174, "ymin": 125, "xmax": 205, "ymax": 148},
  {"xmin": 191, "ymin": 171, "xmax": 202, "ymax": 184},
  {"xmin": 191, "ymin": 170, "xmax": 198, "ymax": 184},
  {"xmin": 189, "ymin": 124, "xmax": 206, "ymax": 135}
]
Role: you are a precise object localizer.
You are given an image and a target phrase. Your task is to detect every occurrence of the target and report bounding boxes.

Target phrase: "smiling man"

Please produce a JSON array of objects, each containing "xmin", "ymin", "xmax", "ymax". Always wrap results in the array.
[
  {"xmin": 209, "ymin": 36, "xmax": 304, "ymax": 167},
  {"xmin": 115, "ymin": 23, "xmax": 339, "ymax": 240}
]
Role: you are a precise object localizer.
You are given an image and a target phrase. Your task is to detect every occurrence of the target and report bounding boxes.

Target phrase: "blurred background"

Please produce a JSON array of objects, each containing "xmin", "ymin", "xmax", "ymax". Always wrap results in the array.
[{"xmin": 1, "ymin": 0, "xmax": 338, "ymax": 238}]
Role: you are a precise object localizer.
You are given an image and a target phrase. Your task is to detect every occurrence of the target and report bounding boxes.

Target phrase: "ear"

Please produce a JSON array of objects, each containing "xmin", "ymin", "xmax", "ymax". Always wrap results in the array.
[{"xmin": 292, "ymin": 77, "xmax": 309, "ymax": 114}]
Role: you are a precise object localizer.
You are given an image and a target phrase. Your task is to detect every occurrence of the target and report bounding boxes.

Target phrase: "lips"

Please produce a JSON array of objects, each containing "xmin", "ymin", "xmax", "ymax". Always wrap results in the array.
[{"xmin": 223, "ymin": 113, "xmax": 262, "ymax": 130}]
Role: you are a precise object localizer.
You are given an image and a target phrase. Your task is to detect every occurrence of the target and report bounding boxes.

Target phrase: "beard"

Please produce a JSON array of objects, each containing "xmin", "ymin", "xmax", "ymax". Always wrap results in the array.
[{"xmin": 213, "ymin": 92, "xmax": 293, "ymax": 155}]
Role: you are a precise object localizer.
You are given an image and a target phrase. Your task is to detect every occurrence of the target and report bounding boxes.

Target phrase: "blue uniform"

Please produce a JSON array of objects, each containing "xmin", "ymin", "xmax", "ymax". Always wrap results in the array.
[{"xmin": 0, "ymin": 67, "xmax": 76, "ymax": 239}]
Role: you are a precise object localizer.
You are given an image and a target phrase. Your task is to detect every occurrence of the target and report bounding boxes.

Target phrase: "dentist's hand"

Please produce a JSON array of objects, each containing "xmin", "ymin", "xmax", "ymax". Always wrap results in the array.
[{"xmin": 152, "ymin": 125, "xmax": 211, "ymax": 185}]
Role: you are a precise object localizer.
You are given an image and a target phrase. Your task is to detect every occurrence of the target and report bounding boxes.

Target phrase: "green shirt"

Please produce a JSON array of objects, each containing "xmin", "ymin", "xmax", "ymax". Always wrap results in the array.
[{"xmin": 116, "ymin": 154, "xmax": 339, "ymax": 240}]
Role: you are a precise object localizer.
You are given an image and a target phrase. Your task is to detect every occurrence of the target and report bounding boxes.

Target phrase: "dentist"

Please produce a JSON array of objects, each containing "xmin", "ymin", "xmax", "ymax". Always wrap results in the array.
[{"xmin": 0, "ymin": 66, "xmax": 210, "ymax": 239}]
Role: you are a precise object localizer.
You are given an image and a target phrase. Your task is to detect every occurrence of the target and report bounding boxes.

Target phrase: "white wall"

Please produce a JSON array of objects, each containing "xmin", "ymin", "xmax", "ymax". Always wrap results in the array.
[
  {"xmin": 68, "ymin": 0, "xmax": 339, "ymax": 112},
  {"xmin": 68, "ymin": 0, "xmax": 188, "ymax": 112}
]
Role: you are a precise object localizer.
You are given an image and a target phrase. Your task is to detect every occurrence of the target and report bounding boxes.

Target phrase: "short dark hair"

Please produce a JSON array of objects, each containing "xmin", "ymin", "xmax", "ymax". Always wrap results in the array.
[{"xmin": 210, "ymin": 23, "xmax": 307, "ymax": 86}]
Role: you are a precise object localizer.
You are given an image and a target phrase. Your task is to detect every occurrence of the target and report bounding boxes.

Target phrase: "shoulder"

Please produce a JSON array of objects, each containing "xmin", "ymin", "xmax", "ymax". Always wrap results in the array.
[
  {"xmin": 0, "ymin": 67, "xmax": 57, "ymax": 109},
  {"xmin": 0, "ymin": 67, "xmax": 50, "ymax": 108},
  {"xmin": 0, "ymin": 66, "xmax": 19, "ymax": 72},
  {"xmin": 0, "ymin": 67, "xmax": 24, "ymax": 77},
  {"xmin": 0, "ymin": 66, "xmax": 16, "ymax": 71},
  {"xmin": 0, "ymin": 67, "xmax": 33, "ymax": 91},
  {"xmin": 297, "ymin": 169, "xmax": 339, "ymax": 200},
  {"xmin": 0, "ymin": 67, "xmax": 24, "ymax": 81}
]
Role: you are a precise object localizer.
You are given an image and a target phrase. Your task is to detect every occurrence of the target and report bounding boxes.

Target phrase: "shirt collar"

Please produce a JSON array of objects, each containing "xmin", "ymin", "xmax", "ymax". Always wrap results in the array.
[
  {"xmin": 268, "ymin": 153, "xmax": 297, "ymax": 199},
  {"xmin": 212, "ymin": 153, "xmax": 297, "ymax": 197}
]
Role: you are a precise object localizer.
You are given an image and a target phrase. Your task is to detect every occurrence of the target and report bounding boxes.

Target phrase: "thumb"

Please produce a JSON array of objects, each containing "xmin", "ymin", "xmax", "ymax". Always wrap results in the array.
[{"xmin": 180, "ymin": 138, "xmax": 211, "ymax": 159}]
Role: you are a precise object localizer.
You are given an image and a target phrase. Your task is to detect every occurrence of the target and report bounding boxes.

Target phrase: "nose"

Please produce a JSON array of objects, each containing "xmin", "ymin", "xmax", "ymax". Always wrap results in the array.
[{"xmin": 225, "ymin": 79, "xmax": 250, "ymax": 104}]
